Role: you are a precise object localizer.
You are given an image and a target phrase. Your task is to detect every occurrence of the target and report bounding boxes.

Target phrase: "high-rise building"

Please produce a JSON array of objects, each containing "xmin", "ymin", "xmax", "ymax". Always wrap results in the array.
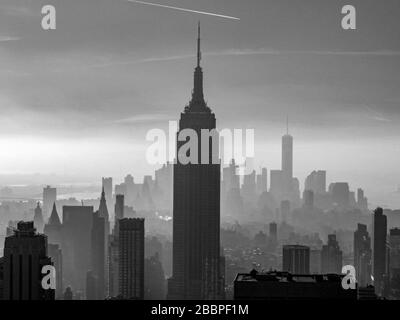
[
  {"xmin": 234, "ymin": 270, "xmax": 356, "ymax": 300},
  {"xmin": 256, "ymin": 167, "xmax": 268, "ymax": 194},
  {"xmin": 33, "ymin": 202, "xmax": 44, "ymax": 234},
  {"xmin": 330, "ymin": 183, "xmax": 350, "ymax": 208},
  {"xmin": 119, "ymin": 218, "xmax": 144, "ymax": 299},
  {"xmin": 354, "ymin": 224, "xmax": 372, "ymax": 287},
  {"xmin": 102, "ymin": 177, "xmax": 113, "ymax": 214},
  {"xmin": 280, "ymin": 200, "xmax": 290, "ymax": 222},
  {"xmin": 167, "ymin": 23, "xmax": 224, "ymax": 300},
  {"xmin": 321, "ymin": 234, "xmax": 343, "ymax": 274},
  {"xmin": 269, "ymin": 222, "xmax": 277, "ymax": 243},
  {"xmin": 283, "ymin": 245, "xmax": 310, "ymax": 274},
  {"xmin": 91, "ymin": 211, "xmax": 106, "ymax": 300},
  {"xmin": 310, "ymin": 249, "xmax": 322, "ymax": 274},
  {"xmin": 43, "ymin": 185, "xmax": 57, "ymax": 220},
  {"xmin": 303, "ymin": 190, "xmax": 314, "ymax": 209},
  {"xmin": 389, "ymin": 228, "xmax": 400, "ymax": 280},
  {"xmin": 282, "ymin": 122, "xmax": 293, "ymax": 183},
  {"xmin": 3, "ymin": 221, "xmax": 55, "ymax": 300},
  {"xmin": 305, "ymin": 170, "xmax": 326, "ymax": 195},
  {"xmin": 62, "ymin": 205, "xmax": 94, "ymax": 295},
  {"xmin": 43, "ymin": 203, "xmax": 62, "ymax": 246},
  {"xmin": 357, "ymin": 188, "xmax": 368, "ymax": 210},
  {"xmin": 373, "ymin": 207, "xmax": 387, "ymax": 296}
]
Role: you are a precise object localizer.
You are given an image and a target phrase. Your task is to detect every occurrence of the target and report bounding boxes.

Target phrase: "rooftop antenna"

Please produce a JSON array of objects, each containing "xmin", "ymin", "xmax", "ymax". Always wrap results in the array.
[
  {"xmin": 286, "ymin": 115, "xmax": 289, "ymax": 135},
  {"xmin": 197, "ymin": 21, "xmax": 201, "ymax": 67}
]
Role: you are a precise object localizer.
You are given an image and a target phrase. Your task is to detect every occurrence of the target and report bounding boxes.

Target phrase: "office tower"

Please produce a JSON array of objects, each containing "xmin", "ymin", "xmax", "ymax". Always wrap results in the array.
[
  {"xmin": 310, "ymin": 249, "xmax": 322, "ymax": 274},
  {"xmin": 124, "ymin": 174, "xmax": 135, "ymax": 206},
  {"xmin": 282, "ymin": 121, "xmax": 293, "ymax": 183},
  {"xmin": 102, "ymin": 177, "xmax": 113, "ymax": 211},
  {"xmin": 280, "ymin": 200, "xmax": 290, "ymax": 222},
  {"xmin": 330, "ymin": 182, "xmax": 350, "ymax": 208},
  {"xmin": 321, "ymin": 234, "xmax": 343, "ymax": 274},
  {"xmin": 43, "ymin": 185, "xmax": 57, "ymax": 219},
  {"xmin": 269, "ymin": 169, "xmax": 283, "ymax": 200},
  {"xmin": 62, "ymin": 205, "xmax": 94, "ymax": 295},
  {"xmin": 354, "ymin": 224, "xmax": 372, "ymax": 287},
  {"xmin": 86, "ymin": 270, "xmax": 97, "ymax": 300},
  {"xmin": 282, "ymin": 245, "xmax": 310, "ymax": 274},
  {"xmin": 389, "ymin": 228, "xmax": 400, "ymax": 280},
  {"xmin": 91, "ymin": 211, "xmax": 106, "ymax": 300},
  {"xmin": 108, "ymin": 194, "xmax": 124, "ymax": 297},
  {"xmin": 154, "ymin": 163, "xmax": 173, "ymax": 210},
  {"xmin": 114, "ymin": 194, "xmax": 124, "ymax": 235},
  {"xmin": 303, "ymin": 190, "xmax": 314, "ymax": 209},
  {"xmin": 357, "ymin": 188, "xmax": 368, "ymax": 210},
  {"xmin": 269, "ymin": 222, "xmax": 277, "ymax": 243},
  {"xmin": 33, "ymin": 202, "xmax": 44, "ymax": 233},
  {"xmin": 0, "ymin": 257, "xmax": 4, "ymax": 300},
  {"xmin": 48, "ymin": 243, "xmax": 63, "ymax": 299},
  {"xmin": 44, "ymin": 203, "xmax": 62, "ymax": 246},
  {"xmin": 234, "ymin": 270, "xmax": 356, "ymax": 300},
  {"xmin": 222, "ymin": 159, "xmax": 240, "ymax": 192},
  {"xmin": 3, "ymin": 221, "xmax": 55, "ymax": 300},
  {"xmin": 373, "ymin": 207, "xmax": 387, "ymax": 296},
  {"xmin": 145, "ymin": 236, "xmax": 163, "ymax": 260},
  {"xmin": 119, "ymin": 218, "xmax": 144, "ymax": 299},
  {"xmin": 256, "ymin": 167, "xmax": 268, "ymax": 194},
  {"xmin": 241, "ymin": 170, "xmax": 256, "ymax": 201},
  {"xmin": 168, "ymin": 24, "xmax": 223, "ymax": 300},
  {"xmin": 145, "ymin": 254, "xmax": 166, "ymax": 300},
  {"xmin": 305, "ymin": 170, "xmax": 326, "ymax": 195},
  {"xmin": 63, "ymin": 287, "xmax": 73, "ymax": 300}
]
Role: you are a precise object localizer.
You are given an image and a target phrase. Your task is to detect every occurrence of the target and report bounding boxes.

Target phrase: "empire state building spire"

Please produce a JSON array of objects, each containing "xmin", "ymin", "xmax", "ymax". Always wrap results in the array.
[{"xmin": 187, "ymin": 22, "xmax": 209, "ymax": 113}]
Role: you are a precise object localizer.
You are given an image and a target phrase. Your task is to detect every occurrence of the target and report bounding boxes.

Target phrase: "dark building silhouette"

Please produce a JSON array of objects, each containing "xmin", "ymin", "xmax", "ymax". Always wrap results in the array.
[
  {"xmin": 0, "ymin": 257, "xmax": 4, "ymax": 300},
  {"xmin": 321, "ymin": 234, "xmax": 342, "ymax": 274},
  {"xmin": 62, "ymin": 205, "xmax": 94, "ymax": 295},
  {"xmin": 109, "ymin": 194, "xmax": 125, "ymax": 297},
  {"xmin": 86, "ymin": 270, "xmax": 97, "ymax": 300},
  {"xmin": 145, "ymin": 253, "xmax": 166, "ymax": 300},
  {"xmin": 3, "ymin": 221, "xmax": 54, "ymax": 300},
  {"xmin": 168, "ymin": 23, "xmax": 224, "ymax": 300},
  {"xmin": 63, "ymin": 286, "xmax": 73, "ymax": 300},
  {"xmin": 44, "ymin": 203, "xmax": 62, "ymax": 246},
  {"xmin": 373, "ymin": 207, "xmax": 387, "ymax": 296},
  {"xmin": 119, "ymin": 218, "xmax": 144, "ymax": 299},
  {"xmin": 269, "ymin": 222, "xmax": 277, "ymax": 242},
  {"xmin": 389, "ymin": 228, "xmax": 400, "ymax": 279},
  {"xmin": 354, "ymin": 224, "xmax": 372, "ymax": 287},
  {"xmin": 234, "ymin": 270, "xmax": 356, "ymax": 300},
  {"xmin": 91, "ymin": 211, "xmax": 106, "ymax": 300},
  {"xmin": 282, "ymin": 245, "xmax": 310, "ymax": 274},
  {"xmin": 33, "ymin": 202, "xmax": 44, "ymax": 234}
]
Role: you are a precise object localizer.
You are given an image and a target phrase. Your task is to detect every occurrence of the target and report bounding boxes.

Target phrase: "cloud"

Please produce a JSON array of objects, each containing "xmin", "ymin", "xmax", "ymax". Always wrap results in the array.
[
  {"xmin": 0, "ymin": 36, "xmax": 20, "ymax": 42},
  {"xmin": 113, "ymin": 113, "xmax": 172, "ymax": 124}
]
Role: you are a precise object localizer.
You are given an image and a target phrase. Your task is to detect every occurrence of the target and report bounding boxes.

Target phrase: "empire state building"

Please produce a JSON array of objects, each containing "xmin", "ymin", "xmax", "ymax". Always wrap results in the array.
[{"xmin": 167, "ymin": 23, "xmax": 224, "ymax": 300}]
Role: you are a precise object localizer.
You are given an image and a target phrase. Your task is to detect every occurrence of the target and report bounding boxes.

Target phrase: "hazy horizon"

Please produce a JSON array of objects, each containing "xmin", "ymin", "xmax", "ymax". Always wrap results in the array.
[{"xmin": 1, "ymin": 0, "xmax": 400, "ymax": 208}]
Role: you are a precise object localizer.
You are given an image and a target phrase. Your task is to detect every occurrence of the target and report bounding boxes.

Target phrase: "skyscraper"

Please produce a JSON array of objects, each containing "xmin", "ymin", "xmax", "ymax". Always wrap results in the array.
[
  {"xmin": 43, "ymin": 203, "xmax": 62, "ymax": 246},
  {"xmin": 321, "ymin": 234, "xmax": 343, "ymax": 274},
  {"xmin": 33, "ymin": 202, "xmax": 44, "ymax": 234},
  {"xmin": 62, "ymin": 205, "xmax": 94, "ymax": 295},
  {"xmin": 373, "ymin": 207, "xmax": 387, "ymax": 296},
  {"xmin": 91, "ymin": 211, "xmax": 106, "ymax": 300},
  {"xmin": 102, "ymin": 177, "xmax": 113, "ymax": 214},
  {"xmin": 119, "ymin": 218, "xmax": 144, "ymax": 299},
  {"xmin": 282, "ymin": 120, "xmax": 293, "ymax": 184},
  {"xmin": 354, "ymin": 224, "xmax": 372, "ymax": 287},
  {"xmin": 168, "ymin": 23, "xmax": 224, "ymax": 300},
  {"xmin": 3, "ymin": 221, "xmax": 54, "ymax": 300},
  {"xmin": 389, "ymin": 228, "xmax": 400, "ymax": 280},
  {"xmin": 282, "ymin": 245, "xmax": 310, "ymax": 274},
  {"xmin": 43, "ymin": 185, "xmax": 56, "ymax": 220}
]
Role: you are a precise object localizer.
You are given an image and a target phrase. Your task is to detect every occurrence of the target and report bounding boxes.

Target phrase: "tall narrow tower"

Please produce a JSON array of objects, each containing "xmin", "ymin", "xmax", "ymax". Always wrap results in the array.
[{"xmin": 168, "ymin": 23, "xmax": 224, "ymax": 300}]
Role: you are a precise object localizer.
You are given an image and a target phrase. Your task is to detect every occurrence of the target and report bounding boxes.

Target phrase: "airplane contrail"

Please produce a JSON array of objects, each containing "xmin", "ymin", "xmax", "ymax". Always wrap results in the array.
[{"xmin": 126, "ymin": 0, "xmax": 240, "ymax": 21}]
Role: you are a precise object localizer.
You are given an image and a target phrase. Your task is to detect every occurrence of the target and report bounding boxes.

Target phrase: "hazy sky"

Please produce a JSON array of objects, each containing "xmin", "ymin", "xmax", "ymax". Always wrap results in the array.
[{"xmin": 0, "ymin": 0, "xmax": 399, "ymax": 206}]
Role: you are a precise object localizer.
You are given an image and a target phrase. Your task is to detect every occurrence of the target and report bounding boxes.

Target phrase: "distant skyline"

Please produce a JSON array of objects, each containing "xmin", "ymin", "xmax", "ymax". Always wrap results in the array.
[{"xmin": 0, "ymin": 0, "xmax": 400, "ymax": 207}]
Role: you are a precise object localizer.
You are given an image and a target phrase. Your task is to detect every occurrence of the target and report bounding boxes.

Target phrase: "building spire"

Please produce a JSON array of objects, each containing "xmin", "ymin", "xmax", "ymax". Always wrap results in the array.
[
  {"xmin": 286, "ymin": 116, "xmax": 289, "ymax": 135},
  {"xmin": 197, "ymin": 21, "xmax": 201, "ymax": 67}
]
